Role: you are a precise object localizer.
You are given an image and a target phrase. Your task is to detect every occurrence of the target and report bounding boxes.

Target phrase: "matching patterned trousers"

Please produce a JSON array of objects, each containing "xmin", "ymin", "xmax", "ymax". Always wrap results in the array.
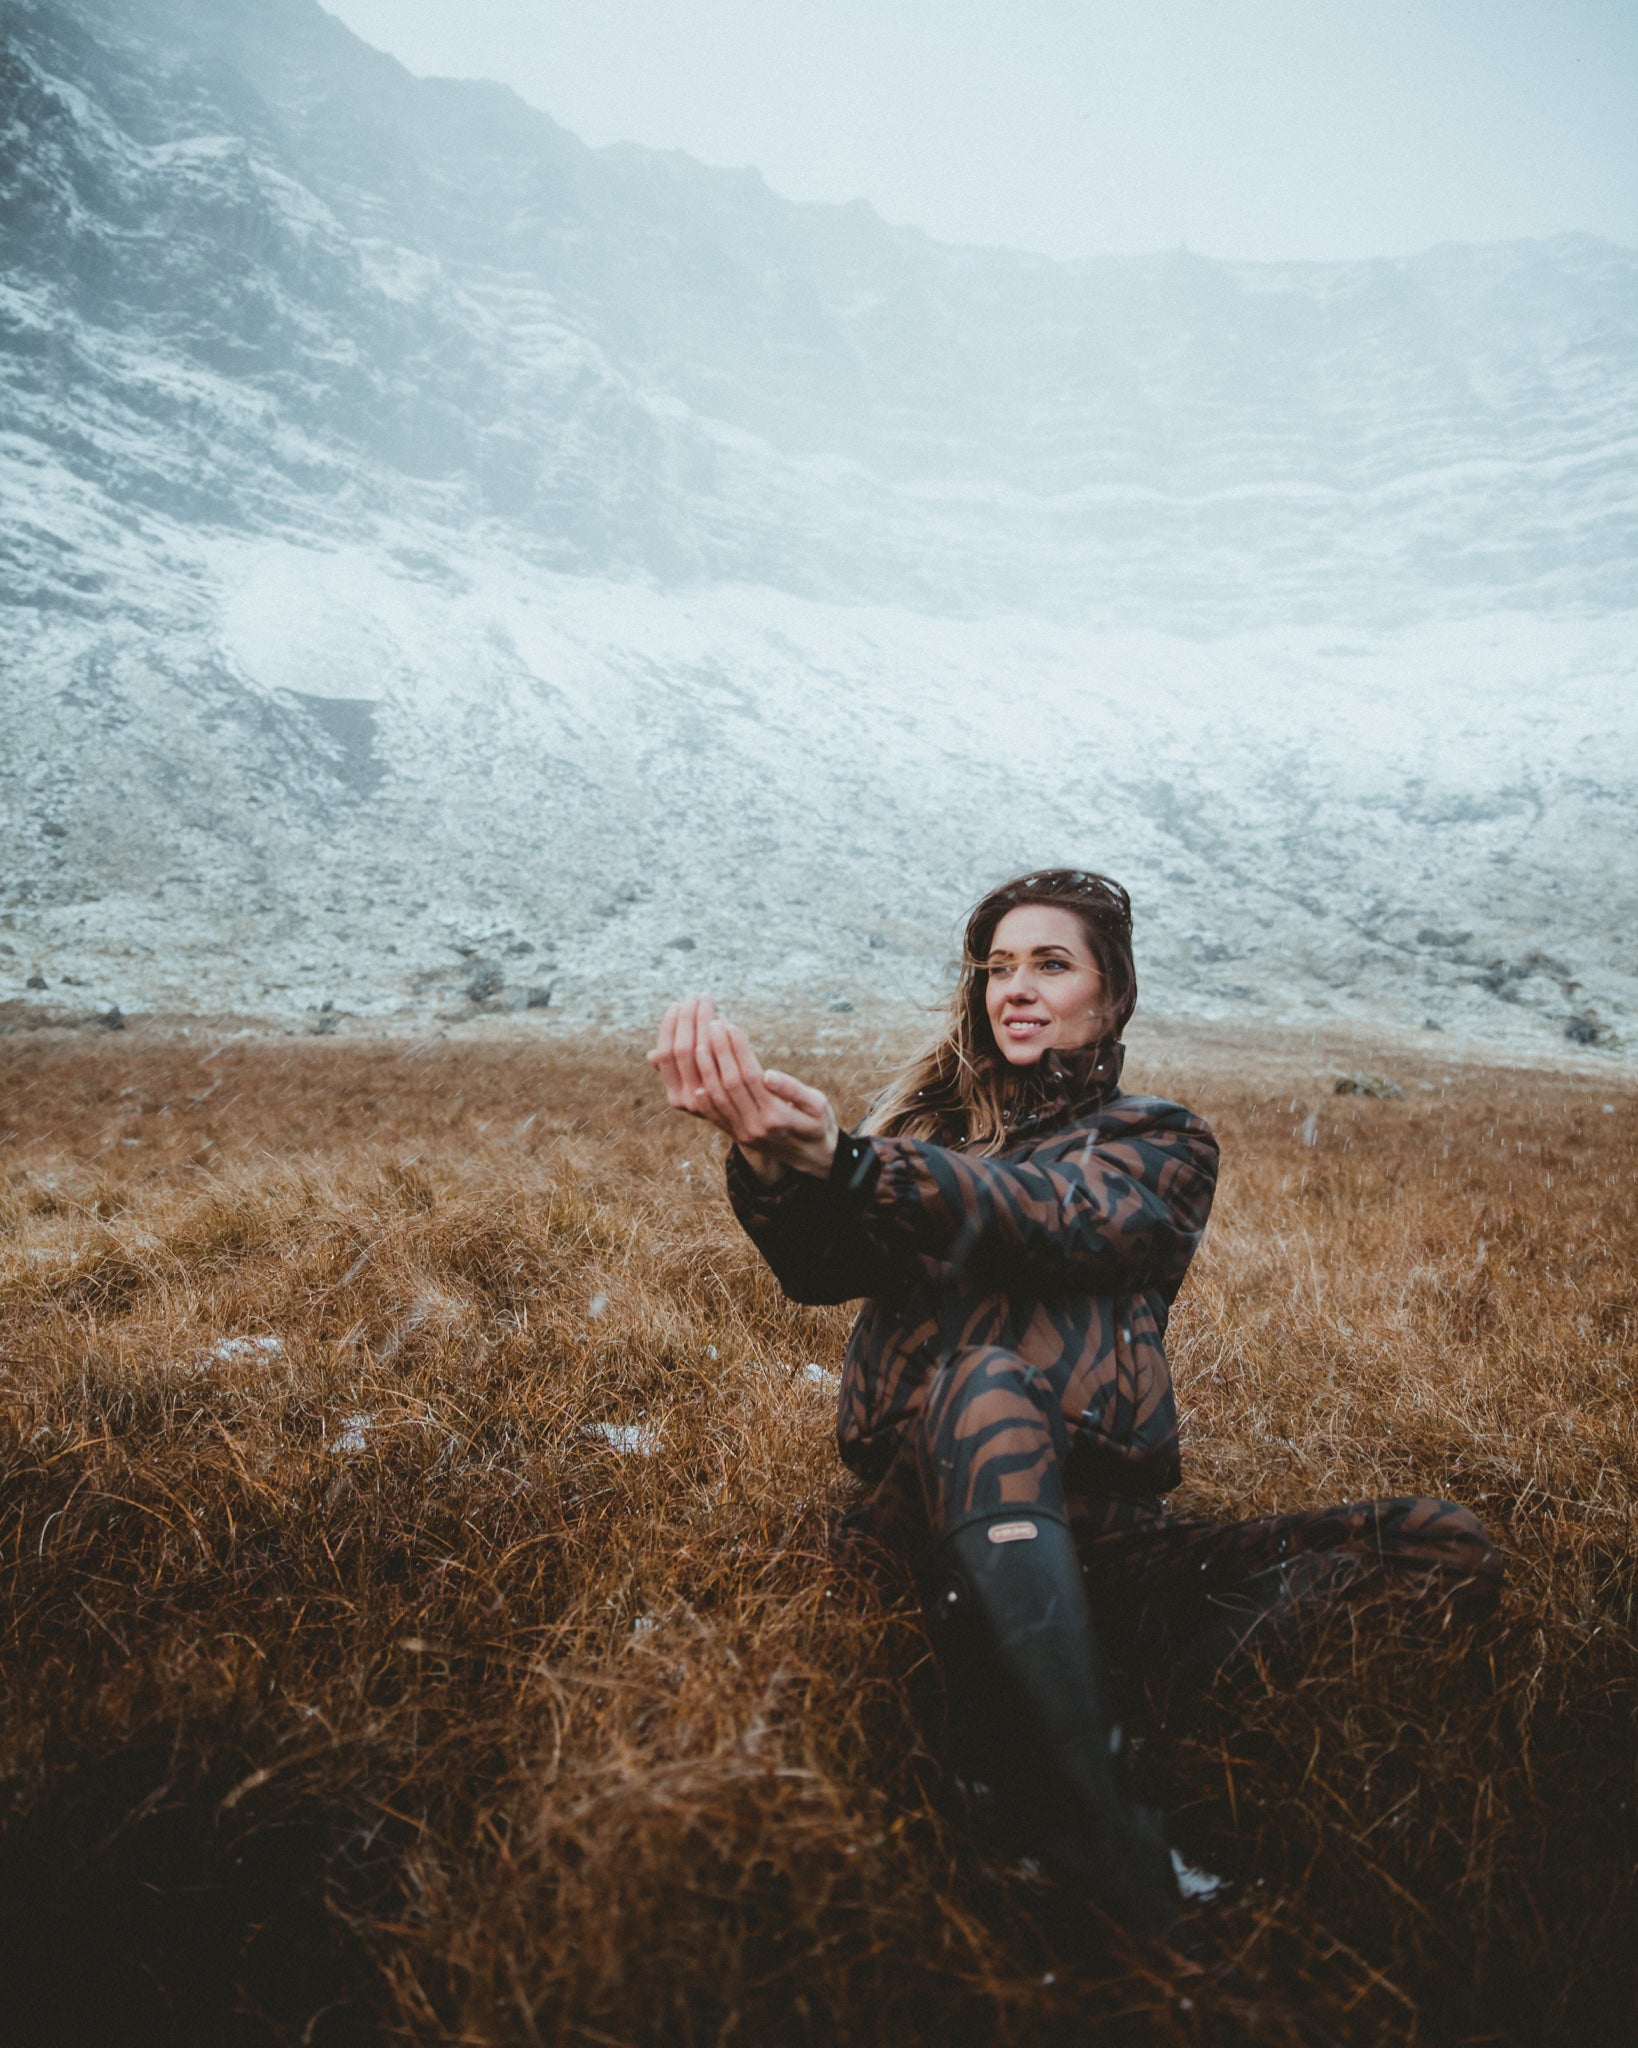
[{"xmin": 842, "ymin": 1344, "xmax": 1504, "ymax": 1639}]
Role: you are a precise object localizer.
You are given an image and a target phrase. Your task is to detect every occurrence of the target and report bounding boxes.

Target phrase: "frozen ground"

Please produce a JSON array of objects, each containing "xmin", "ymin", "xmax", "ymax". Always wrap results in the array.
[{"xmin": 4, "ymin": 524, "xmax": 1634, "ymax": 1060}]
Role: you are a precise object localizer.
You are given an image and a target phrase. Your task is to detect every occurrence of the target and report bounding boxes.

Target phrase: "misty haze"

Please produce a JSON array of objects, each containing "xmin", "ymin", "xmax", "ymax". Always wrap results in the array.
[{"xmin": 1, "ymin": 0, "xmax": 1633, "ymax": 1053}]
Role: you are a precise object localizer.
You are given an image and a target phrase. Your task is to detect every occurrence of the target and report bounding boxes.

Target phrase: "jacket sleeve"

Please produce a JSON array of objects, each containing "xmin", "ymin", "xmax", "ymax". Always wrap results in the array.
[
  {"xmin": 724, "ymin": 1143, "xmax": 896, "ymax": 1306},
  {"xmin": 853, "ymin": 1104, "xmax": 1218, "ymax": 1298}
]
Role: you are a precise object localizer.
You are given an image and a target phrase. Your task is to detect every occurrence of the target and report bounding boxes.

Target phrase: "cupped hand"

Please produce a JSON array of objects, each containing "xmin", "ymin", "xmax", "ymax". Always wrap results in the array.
[{"xmin": 648, "ymin": 995, "xmax": 838, "ymax": 1182}]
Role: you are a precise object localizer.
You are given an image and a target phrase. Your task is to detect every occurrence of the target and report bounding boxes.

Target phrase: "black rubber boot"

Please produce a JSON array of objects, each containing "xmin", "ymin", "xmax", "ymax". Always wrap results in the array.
[{"xmin": 919, "ymin": 1509, "xmax": 1181, "ymax": 1940}]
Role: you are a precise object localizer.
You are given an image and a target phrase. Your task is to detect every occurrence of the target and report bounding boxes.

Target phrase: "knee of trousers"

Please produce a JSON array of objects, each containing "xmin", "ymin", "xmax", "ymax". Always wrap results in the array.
[
  {"xmin": 910, "ymin": 1346, "xmax": 1072, "ymax": 1529},
  {"xmin": 1432, "ymin": 1501, "xmax": 1505, "ymax": 1591},
  {"xmin": 914, "ymin": 1345, "xmax": 1073, "ymax": 1447},
  {"xmin": 1384, "ymin": 1498, "xmax": 1506, "ymax": 1598}
]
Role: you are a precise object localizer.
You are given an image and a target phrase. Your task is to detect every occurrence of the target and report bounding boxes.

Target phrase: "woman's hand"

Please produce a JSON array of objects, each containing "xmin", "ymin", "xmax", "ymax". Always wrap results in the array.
[{"xmin": 648, "ymin": 996, "xmax": 839, "ymax": 1183}]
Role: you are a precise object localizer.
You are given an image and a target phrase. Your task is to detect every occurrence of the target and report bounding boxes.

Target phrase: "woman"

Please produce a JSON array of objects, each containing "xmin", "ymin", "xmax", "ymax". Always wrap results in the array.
[{"xmin": 649, "ymin": 868, "xmax": 1502, "ymax": 1934}]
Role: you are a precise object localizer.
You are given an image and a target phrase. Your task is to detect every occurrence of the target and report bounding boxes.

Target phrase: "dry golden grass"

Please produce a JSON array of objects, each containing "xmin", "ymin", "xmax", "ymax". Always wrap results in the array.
[{"xmin": 0, "ymin": 1024, "xmax": 1634, "ymax": 2046}]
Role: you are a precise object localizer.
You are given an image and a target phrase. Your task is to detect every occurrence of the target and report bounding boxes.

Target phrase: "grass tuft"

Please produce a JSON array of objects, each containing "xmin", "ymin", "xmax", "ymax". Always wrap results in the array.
[{"xmin": 0, "ymin": 1029, "xmax": 1633, "ymax": 2044}]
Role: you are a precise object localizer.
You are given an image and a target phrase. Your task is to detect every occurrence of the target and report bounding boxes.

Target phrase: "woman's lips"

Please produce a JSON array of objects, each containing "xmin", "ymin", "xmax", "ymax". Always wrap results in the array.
[{"xmin": 1002, "ymin": 1015, "xmax": 1047, "ymax": 1035}]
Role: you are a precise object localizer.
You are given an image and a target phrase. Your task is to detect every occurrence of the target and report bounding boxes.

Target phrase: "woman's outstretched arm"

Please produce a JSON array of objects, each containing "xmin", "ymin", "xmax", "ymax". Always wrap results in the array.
[
  {"xmin": 649, "ymin": 995, "xmax": 838, "ymax": 1180},
  {"xmin": 649, "ymin": 997, "xmax": 886, "ymax": 1303}
]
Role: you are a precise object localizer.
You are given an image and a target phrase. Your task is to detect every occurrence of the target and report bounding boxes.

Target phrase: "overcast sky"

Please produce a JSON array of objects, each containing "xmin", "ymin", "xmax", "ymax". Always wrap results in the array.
[{"xmin": 323, "ymin": 0, "xmax": 1638, "ymax": 264}]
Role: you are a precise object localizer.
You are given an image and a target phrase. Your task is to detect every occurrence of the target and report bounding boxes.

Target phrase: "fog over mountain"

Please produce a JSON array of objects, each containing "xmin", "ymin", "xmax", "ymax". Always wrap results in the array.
[{"xmin": 2, "ymin": 0, "xmax": 1635, "ymax": 1051}]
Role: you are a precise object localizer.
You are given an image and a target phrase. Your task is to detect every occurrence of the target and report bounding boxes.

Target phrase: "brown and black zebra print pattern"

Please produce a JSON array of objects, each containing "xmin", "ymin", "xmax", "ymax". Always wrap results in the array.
[
  {"xmin": 727, "ymin": 1073, "xmax": 1502, "ymax": 1637},
  {"xmin": 1069, "ymin": 1489, "xmax": 1505, "ymax": 1661},
  {"xmin": 727, "ymin": 1085, "xmax": 1219, "ymax": 1543},
  {"xmin": 1073, "ymin": 1488, "xmax": 1503, "ymax": 1602}
]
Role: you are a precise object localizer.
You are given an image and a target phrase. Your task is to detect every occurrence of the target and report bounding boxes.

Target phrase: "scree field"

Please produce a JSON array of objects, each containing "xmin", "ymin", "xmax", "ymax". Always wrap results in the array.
[{"xmin": 0, "ymin": 1024, "xmax": 1634, "ymax": 2046}]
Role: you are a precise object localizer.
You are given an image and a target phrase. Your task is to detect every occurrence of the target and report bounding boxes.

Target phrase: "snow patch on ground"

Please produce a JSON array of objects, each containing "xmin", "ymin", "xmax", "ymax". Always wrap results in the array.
[
  {"xmin": 329, "ymin": 1412, "xmax": 376, "ymax": 1455},
  {"xmin": 209, "ymin": 1335, "xmax": 284, "ymax": 1365},
  {"xmin": 583, "ymin": 1421, "xmax": 661, "ymax": 1456},
  {"xmin": 1171, "ymin": 1849, "xmax": 1229, "ymax": 1903}
]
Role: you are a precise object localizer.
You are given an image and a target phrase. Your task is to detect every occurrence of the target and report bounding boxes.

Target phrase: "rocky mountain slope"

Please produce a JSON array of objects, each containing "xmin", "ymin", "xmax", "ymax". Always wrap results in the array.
[{"xmin": 2, "ymin": 0, "xmax": 1634, "ymax": 1054}]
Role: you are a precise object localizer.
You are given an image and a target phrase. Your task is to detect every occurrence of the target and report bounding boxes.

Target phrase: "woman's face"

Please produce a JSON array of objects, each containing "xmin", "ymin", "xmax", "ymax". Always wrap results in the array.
[{"xmin": 983, "ymin": 903, "xmax": 1108, "ymax": 1066}]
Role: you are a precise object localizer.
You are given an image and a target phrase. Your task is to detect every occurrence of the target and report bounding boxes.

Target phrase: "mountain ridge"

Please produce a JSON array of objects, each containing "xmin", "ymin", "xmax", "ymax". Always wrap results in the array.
[
  {"xmin": 1, "ymin": 0, "xmax": 1634, "ymax": 1055},
  {"xmin": 8, "ymin": 0, "xmax": 1637, "ymax": 618}
]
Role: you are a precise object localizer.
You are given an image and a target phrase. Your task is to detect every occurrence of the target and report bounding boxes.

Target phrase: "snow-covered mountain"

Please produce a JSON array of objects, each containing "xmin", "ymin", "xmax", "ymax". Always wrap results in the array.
[{"xmin": 2, "ymin": 0, "xmax": 1635, "ymax": 1052}]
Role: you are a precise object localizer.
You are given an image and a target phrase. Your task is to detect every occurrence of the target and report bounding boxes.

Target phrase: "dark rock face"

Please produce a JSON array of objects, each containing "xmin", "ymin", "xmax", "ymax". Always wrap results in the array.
[
  {"xmin": 289, "ymin": 695, "xmax": 384, "ymax": 795},
  {"xmin": 466, "ymin": 961, "xmax": 504, "ymax": 1003}
]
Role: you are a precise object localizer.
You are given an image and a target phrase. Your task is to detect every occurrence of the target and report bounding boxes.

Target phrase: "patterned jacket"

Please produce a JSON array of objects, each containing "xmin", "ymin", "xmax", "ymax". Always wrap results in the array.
[{"xmin": 725, "ymin": 1048, "xmax": 1219, "ymax": 1504}]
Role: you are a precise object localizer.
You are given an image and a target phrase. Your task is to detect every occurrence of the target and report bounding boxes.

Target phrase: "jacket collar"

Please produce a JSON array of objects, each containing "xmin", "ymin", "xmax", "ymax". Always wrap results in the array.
[{"xmin": 999, "ymin": 1038, "xmax": 1126, "ymax": 1138}]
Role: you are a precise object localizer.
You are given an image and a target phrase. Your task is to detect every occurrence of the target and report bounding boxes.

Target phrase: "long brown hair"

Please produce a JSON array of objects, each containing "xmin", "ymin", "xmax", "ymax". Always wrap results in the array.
[{"xmin": 861, "ymin": 868, "xmax": 1136, "ymax": 1154}]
